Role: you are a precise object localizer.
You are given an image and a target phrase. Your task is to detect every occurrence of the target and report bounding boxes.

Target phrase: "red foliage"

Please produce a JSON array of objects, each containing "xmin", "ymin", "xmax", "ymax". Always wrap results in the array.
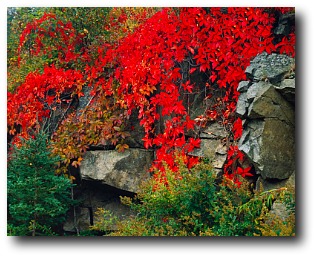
[
  {"xmin": 7, "ymin": 65, "xmax": 84, "ymax": 146},
  {"xmin": 97, "ymin": 7, "xmax": 294, "ymax": 178},
  {"xmin": 223, "ymin": 145, "xmax": 254, "ymax": 186},
  {"xmin": 8, "ymin": 7, "xmax": 295, "ymax": 184},
  {"xmin": 17, "ymin": 12, "xmax": 86, "ymax": 66}
]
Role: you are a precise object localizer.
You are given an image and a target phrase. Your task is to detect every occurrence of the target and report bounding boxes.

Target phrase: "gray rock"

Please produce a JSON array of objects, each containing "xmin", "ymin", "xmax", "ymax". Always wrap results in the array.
[
  {"xmin": 239, "ymin": 118, "xmax": 295, "ymax": 180},
  {"xmin": 247, "ymin": 84, "xmax": 294, "ymax": 125},
  {"xmin": 256, "ymin": 173, "xmax": 295, "ymax": 192},
  {"xmin": 80, "ymin": 149, "xmax": 154, "ymax": 193},
  {"xmin": 238, "ymin": 52, "xmax": 295, "ymax": 185},
  {"xmin": 63, "ymin": 181, "xmax": 136, "ymax": 233},
  {"xmin": 63, "ymin": 207, "xmax": 91, "ymax": 233},
  {"xmin": 200, "ymin": 122, "xmax": 228, "ymax": 139},
  {"xmin": 237, "ymin": 81, "xmax": 251, "ymax": 93},
  {"xmin": 124, "ymin": 110, "xmax": 146, "ymax": 148},
  {"xmin": 190, "ymin": 138, "xmax": 227, "ymax": 170},
  {"xmin": 215, "ymin": 143, "xmax": 227, "ymax": 155},
  {"xmin": 246, "ymin": 81, "xmax": 270, "ymax": 101},
  {"xmin": 245, "ymin": 52, "xmax": 295, "ymax": 84},
  {"xmin": 212, "ymin": 154, "xmax": 227, "ymax": 169},
  {"xmin": 239, "ymin": 120, "xmax": 264, "ymax": 167},
  {"xmin": 260, "ymin": 118, "xmax": 294, "ymax": 179},
  {"xmin": 190, "ymin": 122, "xmax": 228, "ymax": 170},
  {"xmin": 191, "ymin": 138, "xmax": 221, "ymax": 157},
  {"xmin": 76, "ymin": 85, "xmax": 94, "ymax": 115},
  {"xmin": 274, "ymin": 24, "xmax": 287, "ymax": 36},
  {"xmin": 274, "ymin": 78, "xmax": 295, "ymax": 104},
  {"xmin": 236, "ymin": 92, "xmax": 248, "ymax": 118},
  {"xmin": 270, "ymin": 201, "xmax": 291, "ymax": 222},
  {"xmin": 274, "ymin": 12, "xmax": 295, "ymax": 36}
]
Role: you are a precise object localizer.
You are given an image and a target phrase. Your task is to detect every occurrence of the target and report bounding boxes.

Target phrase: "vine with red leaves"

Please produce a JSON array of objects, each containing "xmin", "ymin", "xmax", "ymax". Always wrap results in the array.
[{"xmin": 7, "ymin": 7, "xmax": 295, "ymax": 185}]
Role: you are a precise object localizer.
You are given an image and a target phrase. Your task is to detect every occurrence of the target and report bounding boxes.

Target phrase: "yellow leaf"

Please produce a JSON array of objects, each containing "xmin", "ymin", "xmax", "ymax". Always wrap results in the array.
[{"xmin": 69, "ymin": 175, "xmax": 76, "ymax": 181}]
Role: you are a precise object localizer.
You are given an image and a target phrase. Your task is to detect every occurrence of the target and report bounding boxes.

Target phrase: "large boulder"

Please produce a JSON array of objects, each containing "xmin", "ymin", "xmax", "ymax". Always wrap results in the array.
[
  {"xmin": 80, "ymin": 149, "xmax": 154, "ymax": 193},
  {"xmin": 237, "ymin": 52, "xmax": 295, "ymax": 183}
]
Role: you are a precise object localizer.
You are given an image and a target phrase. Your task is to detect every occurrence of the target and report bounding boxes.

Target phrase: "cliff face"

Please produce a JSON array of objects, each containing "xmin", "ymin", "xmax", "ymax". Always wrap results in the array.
[{"xmin": 63, "ymin": 51, "xmax": 295, "ymax": 233}]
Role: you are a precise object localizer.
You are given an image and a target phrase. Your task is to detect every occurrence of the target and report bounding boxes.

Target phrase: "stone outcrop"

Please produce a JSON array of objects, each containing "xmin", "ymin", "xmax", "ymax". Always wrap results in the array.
[
  {"xmin": 80, "ymin": 149, "xmax": 154, "ymax": 193},
  {"xmin": 64, "ymin": 148, "xmax": 153, "ymax": 233},
  {"xmin": 190, "ymin": 122, "xmax": 228, "ymax": 173},
  {"xmin": 67, "ymin": 51, "xmax": 295, "ymax": 234},
  {"xmin": 237, "ymin": 52, "xmax": 295, "ymax": 187}
]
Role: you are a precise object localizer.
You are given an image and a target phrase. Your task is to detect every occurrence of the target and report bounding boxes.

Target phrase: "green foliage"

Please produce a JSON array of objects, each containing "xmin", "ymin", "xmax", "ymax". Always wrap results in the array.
[
  {"xmin": 253, "ymin": 186, "xmax": 296, "ymax": 236},
  {"xmin": 96, "ymin": 156, "xmax": 295, "ymax": 236},
  {"xmin": 7, "ymin": 132, "xmax": 74, "ymax": 236},
  {"xmin": 89, "ymin": 208, "xmax": 119, "ymax": 234}
]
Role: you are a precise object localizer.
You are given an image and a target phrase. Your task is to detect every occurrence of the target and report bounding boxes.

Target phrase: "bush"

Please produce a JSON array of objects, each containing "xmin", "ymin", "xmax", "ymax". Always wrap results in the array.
[
  {"xmin": 95, "ymin": 154, "xmax": 295, "ymax": 236},
  {"xmin": 7, "ymin": 132, "xmax": 74, "ymax": 236}
]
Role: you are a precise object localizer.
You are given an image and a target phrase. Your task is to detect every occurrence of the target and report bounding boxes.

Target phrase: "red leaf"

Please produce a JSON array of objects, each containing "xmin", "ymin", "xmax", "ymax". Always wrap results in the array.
[
  {"xmin": 189, "ymin": 67, "xmax": 197, "ymax": 74},
  {"xmin": 143, "ymin": 137, "xmax": 153, "ymax": 149},
  {"xmin": 210, "ymin": 74, "xmax": 217, "ymax": 83},
  {"xmin": 187, "ymin": 46, "xmax": 195, "ymax": 55},
  {"xmin": 187, "ymin": 156, "xmax": 199, "ymax": 169},
  {"xmin": 200, "ymin": 63, "xmax": 209, "ymax": 72},
  {"xmin": 188, "ymin": 138, "xmax": 201, "ymax": 149},
  {"xmin": 232, "ymin": 118, "xmax": 243, "ymax": 140},
  {"xmin": 182, "ymin": 81, "xmax": 194, "ymax": 93}
]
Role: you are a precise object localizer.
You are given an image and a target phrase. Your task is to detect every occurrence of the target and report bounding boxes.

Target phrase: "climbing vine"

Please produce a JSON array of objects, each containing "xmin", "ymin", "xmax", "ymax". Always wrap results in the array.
[{"xmin": 7, "ymin": 7, "xmax": 295, "ymax": 184}]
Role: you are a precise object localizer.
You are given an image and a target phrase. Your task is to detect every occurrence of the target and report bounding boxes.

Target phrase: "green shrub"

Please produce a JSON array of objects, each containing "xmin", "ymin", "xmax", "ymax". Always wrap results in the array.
[
  {"xmin": 97, "ymin": 155, "xmax": 295, "ymax": 236},
  {"xmin": 89, "ymin": 208, "xmax": 119, "ymax": 234},
  {"xmin": 7, "ymin": 132, "xmax": 74, "ymax": 236}
]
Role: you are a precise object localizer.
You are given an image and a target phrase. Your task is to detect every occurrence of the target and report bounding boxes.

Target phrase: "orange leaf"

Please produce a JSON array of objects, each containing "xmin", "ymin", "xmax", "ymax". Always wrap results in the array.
[{"xmin": 72, "ymin": 160, "xmax": 78, "ymax": 167}]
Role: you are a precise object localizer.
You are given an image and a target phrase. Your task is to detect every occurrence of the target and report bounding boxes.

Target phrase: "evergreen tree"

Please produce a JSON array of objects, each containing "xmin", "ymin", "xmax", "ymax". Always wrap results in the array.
[{"xmin": 7, "ymin": 132, "xmax": 74, "ymax": 236}]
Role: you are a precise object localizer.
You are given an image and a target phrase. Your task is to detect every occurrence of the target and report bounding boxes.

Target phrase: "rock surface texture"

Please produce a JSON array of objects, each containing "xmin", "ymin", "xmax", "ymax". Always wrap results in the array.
[
  {"xmin": 191, "ymin": 122, "xmax": 228, "ymax": 173},
  {"xmin": 237, "ymin": 52, "xmax": 295, "ymax": 188},
  {"xmin": 80, "ymin": 149, "xmax": 154, "ymax": 193}
]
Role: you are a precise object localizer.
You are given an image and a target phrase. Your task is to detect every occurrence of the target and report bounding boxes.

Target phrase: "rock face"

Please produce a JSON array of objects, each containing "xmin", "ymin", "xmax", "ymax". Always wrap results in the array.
[
  {"xmin": 237, "ymin": 52, "xmax": 295, "ymax": 185},
  {"xmin": 191, "ymin": 122, "xmax": 228, "ymax": 173},
  {"xmin": 80, "ymin": 149, "xmax": 154, "ymax": 193},
  {"xmin": 67, "ymin": 51, "xmax": 295, "ymax": 234}
]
